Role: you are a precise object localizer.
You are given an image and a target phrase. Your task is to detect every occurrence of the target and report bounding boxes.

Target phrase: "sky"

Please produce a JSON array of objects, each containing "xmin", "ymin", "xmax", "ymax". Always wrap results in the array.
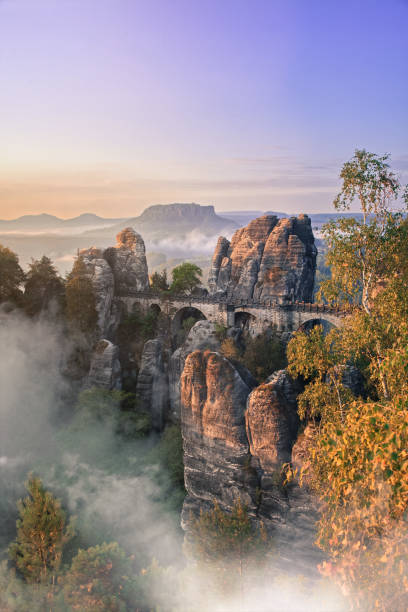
[{"xmin": 0, "ymin": 0, "xmax": 407, "ymax": 219}]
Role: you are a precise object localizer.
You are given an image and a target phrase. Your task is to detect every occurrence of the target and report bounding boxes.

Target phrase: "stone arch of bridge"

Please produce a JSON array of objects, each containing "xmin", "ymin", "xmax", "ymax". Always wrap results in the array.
[
  {"xmin": 234, "ymin": 310, "xmax": 256, "ymax": 331},
  {"xmin": 296, "ymin": 317, "xmax": 336, "ymax": 334},
  {"xmin": 171, "ymin": 306, "xmax": 207, "ymax": 346},
  {"xmin": 149, "ymin": 303, "xmax": 161, "ymax": 316}
]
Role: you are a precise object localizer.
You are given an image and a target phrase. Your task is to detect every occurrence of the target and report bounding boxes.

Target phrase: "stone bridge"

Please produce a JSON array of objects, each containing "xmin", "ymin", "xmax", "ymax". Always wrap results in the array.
[{"xmin": 119, "ymin": 290, "xmax": 346, "ymax": 337}]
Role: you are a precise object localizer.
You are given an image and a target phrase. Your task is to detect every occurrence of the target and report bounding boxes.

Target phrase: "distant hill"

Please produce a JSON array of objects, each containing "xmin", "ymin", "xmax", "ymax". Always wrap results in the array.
[{"xmin": 0, "ymin": 213, "xmax": 123, "ymax": 232}]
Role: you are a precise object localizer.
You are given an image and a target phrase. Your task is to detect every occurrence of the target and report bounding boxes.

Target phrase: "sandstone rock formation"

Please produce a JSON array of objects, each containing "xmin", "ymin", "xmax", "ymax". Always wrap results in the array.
[
  {"xmin": 87, "ymin": 339, "xmax": 122, "ymax": 390},
  {"xmin": 246, "ymin": 370, "xmax": 299, "ymax": 471},
  {"xmin": 136, "ymin": 338, "xmax": 169, "ymax": 430},
  {"xmin": 180, "ymin": 350, "xmax": 258, "ymax": 525},
  {"xmin": 181, "ymin": 360, "xmax": 323, "ymax": 576},
  {"xmin": 104, "ymin": 227, "xmax": 149, "ymax": 295},
  {"xmin": 208, "ymin": 214, "xmax": 317, "ymax": 303},
  {"xmin": 169, "ymin": 320, "xmax": 221, "ymax": 421},
  {"xmin": 79, "ymin": 247, "xmax": 115, "ymax": 337},
  {"xmin": 78, "ymin": 227, "xmax": 149, "ymax": 341}
]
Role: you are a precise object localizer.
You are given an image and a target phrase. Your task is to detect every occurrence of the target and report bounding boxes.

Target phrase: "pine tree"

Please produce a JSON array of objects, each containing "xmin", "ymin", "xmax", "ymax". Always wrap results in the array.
[
  {"xmin": 8, "ymin": 475, "xmax": 74, "ymax": 585},
  {"xmin": 24, "ymin": 255, "xmax": 64, "ymax": 317}
]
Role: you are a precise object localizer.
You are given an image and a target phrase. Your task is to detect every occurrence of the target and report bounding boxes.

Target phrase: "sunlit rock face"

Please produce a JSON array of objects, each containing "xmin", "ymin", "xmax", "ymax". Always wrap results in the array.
[
  {"xmin": 180, "ymin": 350, "xmax": 258, "ymax": 524},
  {"xmin": 169, "ymin": 320, "xmax": 221, "ymax": 421},
  {"xmin": 87, "ymin": 339, "xmax": 121, "ymax": 390},
  {"xmin": 104, "ymin": 227, "xmax": 149, "ymax": 294},
  {"xmin": 136, "ymin": 338, "xmax": 169, "ymax": 430},
  {"xmin": 245, "ymin": 370, "xmax": 299, "ymax": 472},
  {"xmin": 181, "ymin": 357, "xmax": 323, "ymax": 576},
  {"xmin": 208, "ymin": 214, "xmax": 317, "ymax": 302}
]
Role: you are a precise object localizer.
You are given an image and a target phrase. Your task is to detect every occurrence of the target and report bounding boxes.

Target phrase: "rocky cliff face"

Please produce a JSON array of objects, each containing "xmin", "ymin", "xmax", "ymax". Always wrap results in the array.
[
  {"xmin": 246, "ymin": 370, "xmax": 299, "ymax": 471},
  {"xmin": 104, "ymin": 227, "xmax": 149, "ymax": 295},
  {"xmin": 136, "ymin": 338, "xmax": 169, "ymax": 430},
  {"xmin": 78, "ymin": 247, "xmax": 115, "ymax": 337},
  {"xmin": 87, "ymin": 339, "xmax": 122, "ymax": 390},
  {"xmin": 208, "ymin": 214, "xmax": 317, "ymax": 302},
  {"xmin": 181, "ymin": 350, "xmax": 258, "ymax": 525},
  {"xmin": 79, "ymin": 228, "xmax": 149, "ymax": 339},
  {"xmin": 169, "ymin": 320, "xmax": 222, "ymax": 421},
  {"xmin": 181, "ymin": 357, "xmax": 323, "ymax": 575}
]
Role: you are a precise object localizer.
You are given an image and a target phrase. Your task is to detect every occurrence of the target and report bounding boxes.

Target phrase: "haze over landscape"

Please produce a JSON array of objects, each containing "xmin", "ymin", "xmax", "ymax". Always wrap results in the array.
[{"xmin": 1, "ymin": 0, "xmax": 407, "ymax": 220}]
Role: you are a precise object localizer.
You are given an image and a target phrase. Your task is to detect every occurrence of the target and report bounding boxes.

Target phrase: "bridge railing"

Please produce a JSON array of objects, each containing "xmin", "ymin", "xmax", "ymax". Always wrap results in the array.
[{"xmin": 117, "ymin": 289, "xmax": 348, "ymax": 315}]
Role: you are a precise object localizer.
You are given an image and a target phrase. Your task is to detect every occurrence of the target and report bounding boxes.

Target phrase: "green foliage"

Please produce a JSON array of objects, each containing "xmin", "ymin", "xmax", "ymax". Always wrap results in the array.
[
  {"xmin": 214, "ymin": 322, "xmax": 228, "ymax": 342},
  {"xmin": 169, "ymin": 262, "xmax": 202, "ymax": 295},
  {"xmin": 287, "ymin": 326, "xmax": 355, "ymax": 422},
  {"xmin": 119, "ymin": 306, "xmax": 159, "ymax": 342},
  {"xmin": 319, "ymin": 149, "xmax": 406, "ymax": 313},
  {"xmin": 154, "ymin": 425, "xmax": 185, "ymax": 489},
  {"xmin": 8, "ymin": 475, "xmax": 74, "ymax": 585},
  {"xmin": 65, "ymin": 257, "xmax": 98, "ymax": 333},
  {"xmin": 148, "ymin": 425, "xmax": 186, "ymax": 513},
  {"xmin": 61, "ymin": 541, "xmax": 138, "ymax": 611},
  {"xmin": 73, "ymin": 388, "xmax": 151, "ymax": 439},
  {"xmin": 0, "ymin": 244, "xmax": 25, "ymax": 305},
  {"xmin": 149, "ymin": 268, "xmax": 169, "ymax": 292},
  {"xmin": 182, "ymin": 315, "xmax": 197, "ymax": 334},
  {"xmin": 185, "ymin": 499, "xmax": 269, "ymax": 579},
  {"xmin": 23, "ymin": 255, "xmax": 64, "ymax": 317},
  {"xmin": 240, "ymin": 330, "xmax": 286, "ymax": 382}
]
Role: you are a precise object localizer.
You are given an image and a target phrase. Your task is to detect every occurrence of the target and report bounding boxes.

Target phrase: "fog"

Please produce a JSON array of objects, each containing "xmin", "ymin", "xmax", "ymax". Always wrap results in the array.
[{"xmin": 0, "ymin": 309, "xmax": 347, "ymax": 610}]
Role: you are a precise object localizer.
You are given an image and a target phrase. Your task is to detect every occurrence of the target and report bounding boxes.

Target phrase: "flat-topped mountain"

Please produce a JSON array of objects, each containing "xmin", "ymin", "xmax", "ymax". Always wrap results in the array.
[{"xmin": 109, "ymin": 203, "xmax": 237, "ymax": 239}]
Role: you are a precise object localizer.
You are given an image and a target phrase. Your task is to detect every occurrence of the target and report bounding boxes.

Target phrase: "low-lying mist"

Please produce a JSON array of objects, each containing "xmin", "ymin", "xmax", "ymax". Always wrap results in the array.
[{"xmin": 0, "ymin": 309, "xmax": 347, "ymax": 610}]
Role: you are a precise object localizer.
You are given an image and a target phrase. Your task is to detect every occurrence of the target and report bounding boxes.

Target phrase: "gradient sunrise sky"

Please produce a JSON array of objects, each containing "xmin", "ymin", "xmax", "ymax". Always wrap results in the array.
[{"xmin": 1, "ymin": 0, "xmax": 407, "ymax": 219}]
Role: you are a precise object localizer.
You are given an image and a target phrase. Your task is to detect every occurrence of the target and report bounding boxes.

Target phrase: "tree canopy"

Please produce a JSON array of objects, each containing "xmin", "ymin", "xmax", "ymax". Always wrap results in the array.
[
  {"xmin": 0, "ymin": 244, "xmax": 25, "ymax": 305},
  {"xmin": 287, "ymin": 150, "xmax": 408, "ymax": 611},
  {"xmin": 169, "ymin": 262, "xmax": 202, "ymax": 295},
  {"xmin": 24, "ymin": 255, "xmax": 64, "ymax": 317},
  {"xmin": 8, "ymin": 475, "xmax": 74, "ymax": 585},
  {"xmin": 65, "ymin": 256, "xmax": 98, "ymax": 332}
]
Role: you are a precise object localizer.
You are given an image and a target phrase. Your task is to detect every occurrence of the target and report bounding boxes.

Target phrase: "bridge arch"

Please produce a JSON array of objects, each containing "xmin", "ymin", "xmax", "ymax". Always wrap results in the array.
[
  {"xmin": 171, "ymin": 306, "xmax": 207, "ymax": 346},
  {"xmin": 234, "ymin": 311, "xmax": 256, "ymax": 331},
  {"xmin": 296, "ymin": 317, "xmax": 336, "ymax": 334}
]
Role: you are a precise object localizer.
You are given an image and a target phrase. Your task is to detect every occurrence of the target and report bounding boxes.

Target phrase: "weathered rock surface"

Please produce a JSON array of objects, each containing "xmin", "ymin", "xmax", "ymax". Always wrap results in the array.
[
  {"xmin": 136, "ymin": 339, "xmax": 169, "ymax": 430},
  {"xmin": 208, "ymin": 214, "xmax": 317, "ymax": 302},
  {"xmin": 180, "ymin": 350, "xmax": 258, "ymax": 525},
  {"xmin": 181, "ymin": 359, "xmax": 323, "ymax": 576},
  {"xmin": 87, "ymin": 339, "xmax": 122, "ymax": 390},
  {"xmin": 104, "ymin": 227, "xmax": 149, "ymax": 295},
  {"xmin": 79, "ymin": 247, "xmax": 115, "ymax": 336},
  {"xmin": 246, "ymin": 370, "xmax": 299, "ymax": 471},
  {"xmin": 169, "ymin": 320, "xmax": 221, "ymax": 421}
]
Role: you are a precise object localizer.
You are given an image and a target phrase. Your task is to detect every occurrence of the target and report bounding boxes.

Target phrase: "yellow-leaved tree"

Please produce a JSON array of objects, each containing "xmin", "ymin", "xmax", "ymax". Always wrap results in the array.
[{"xmin": 287, "ymin": 150, "xmax": 408, "ymax": 611}]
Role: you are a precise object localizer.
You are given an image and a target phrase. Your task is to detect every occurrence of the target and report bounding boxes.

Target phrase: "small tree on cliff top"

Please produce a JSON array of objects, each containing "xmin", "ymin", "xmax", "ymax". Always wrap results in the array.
[{"xmin": 170, "ymin": 262, "xmax": 202, "ymax": 295}]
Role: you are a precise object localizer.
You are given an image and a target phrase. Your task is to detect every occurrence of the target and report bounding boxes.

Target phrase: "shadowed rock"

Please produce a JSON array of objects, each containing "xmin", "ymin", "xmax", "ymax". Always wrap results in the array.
[
  {"xmin": 136, "ymin": 338, "xmax": 169, "ymax": 430},
  {"xmin": 87, "ymin": 339, "xmax": 121, "ymax": 390}
]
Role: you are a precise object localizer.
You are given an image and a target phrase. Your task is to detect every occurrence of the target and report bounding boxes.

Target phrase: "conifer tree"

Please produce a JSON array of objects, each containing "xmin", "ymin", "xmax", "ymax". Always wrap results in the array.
[{"xmin": 8, "ymin": 475, "xmax": 74, "ymax": 585}]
